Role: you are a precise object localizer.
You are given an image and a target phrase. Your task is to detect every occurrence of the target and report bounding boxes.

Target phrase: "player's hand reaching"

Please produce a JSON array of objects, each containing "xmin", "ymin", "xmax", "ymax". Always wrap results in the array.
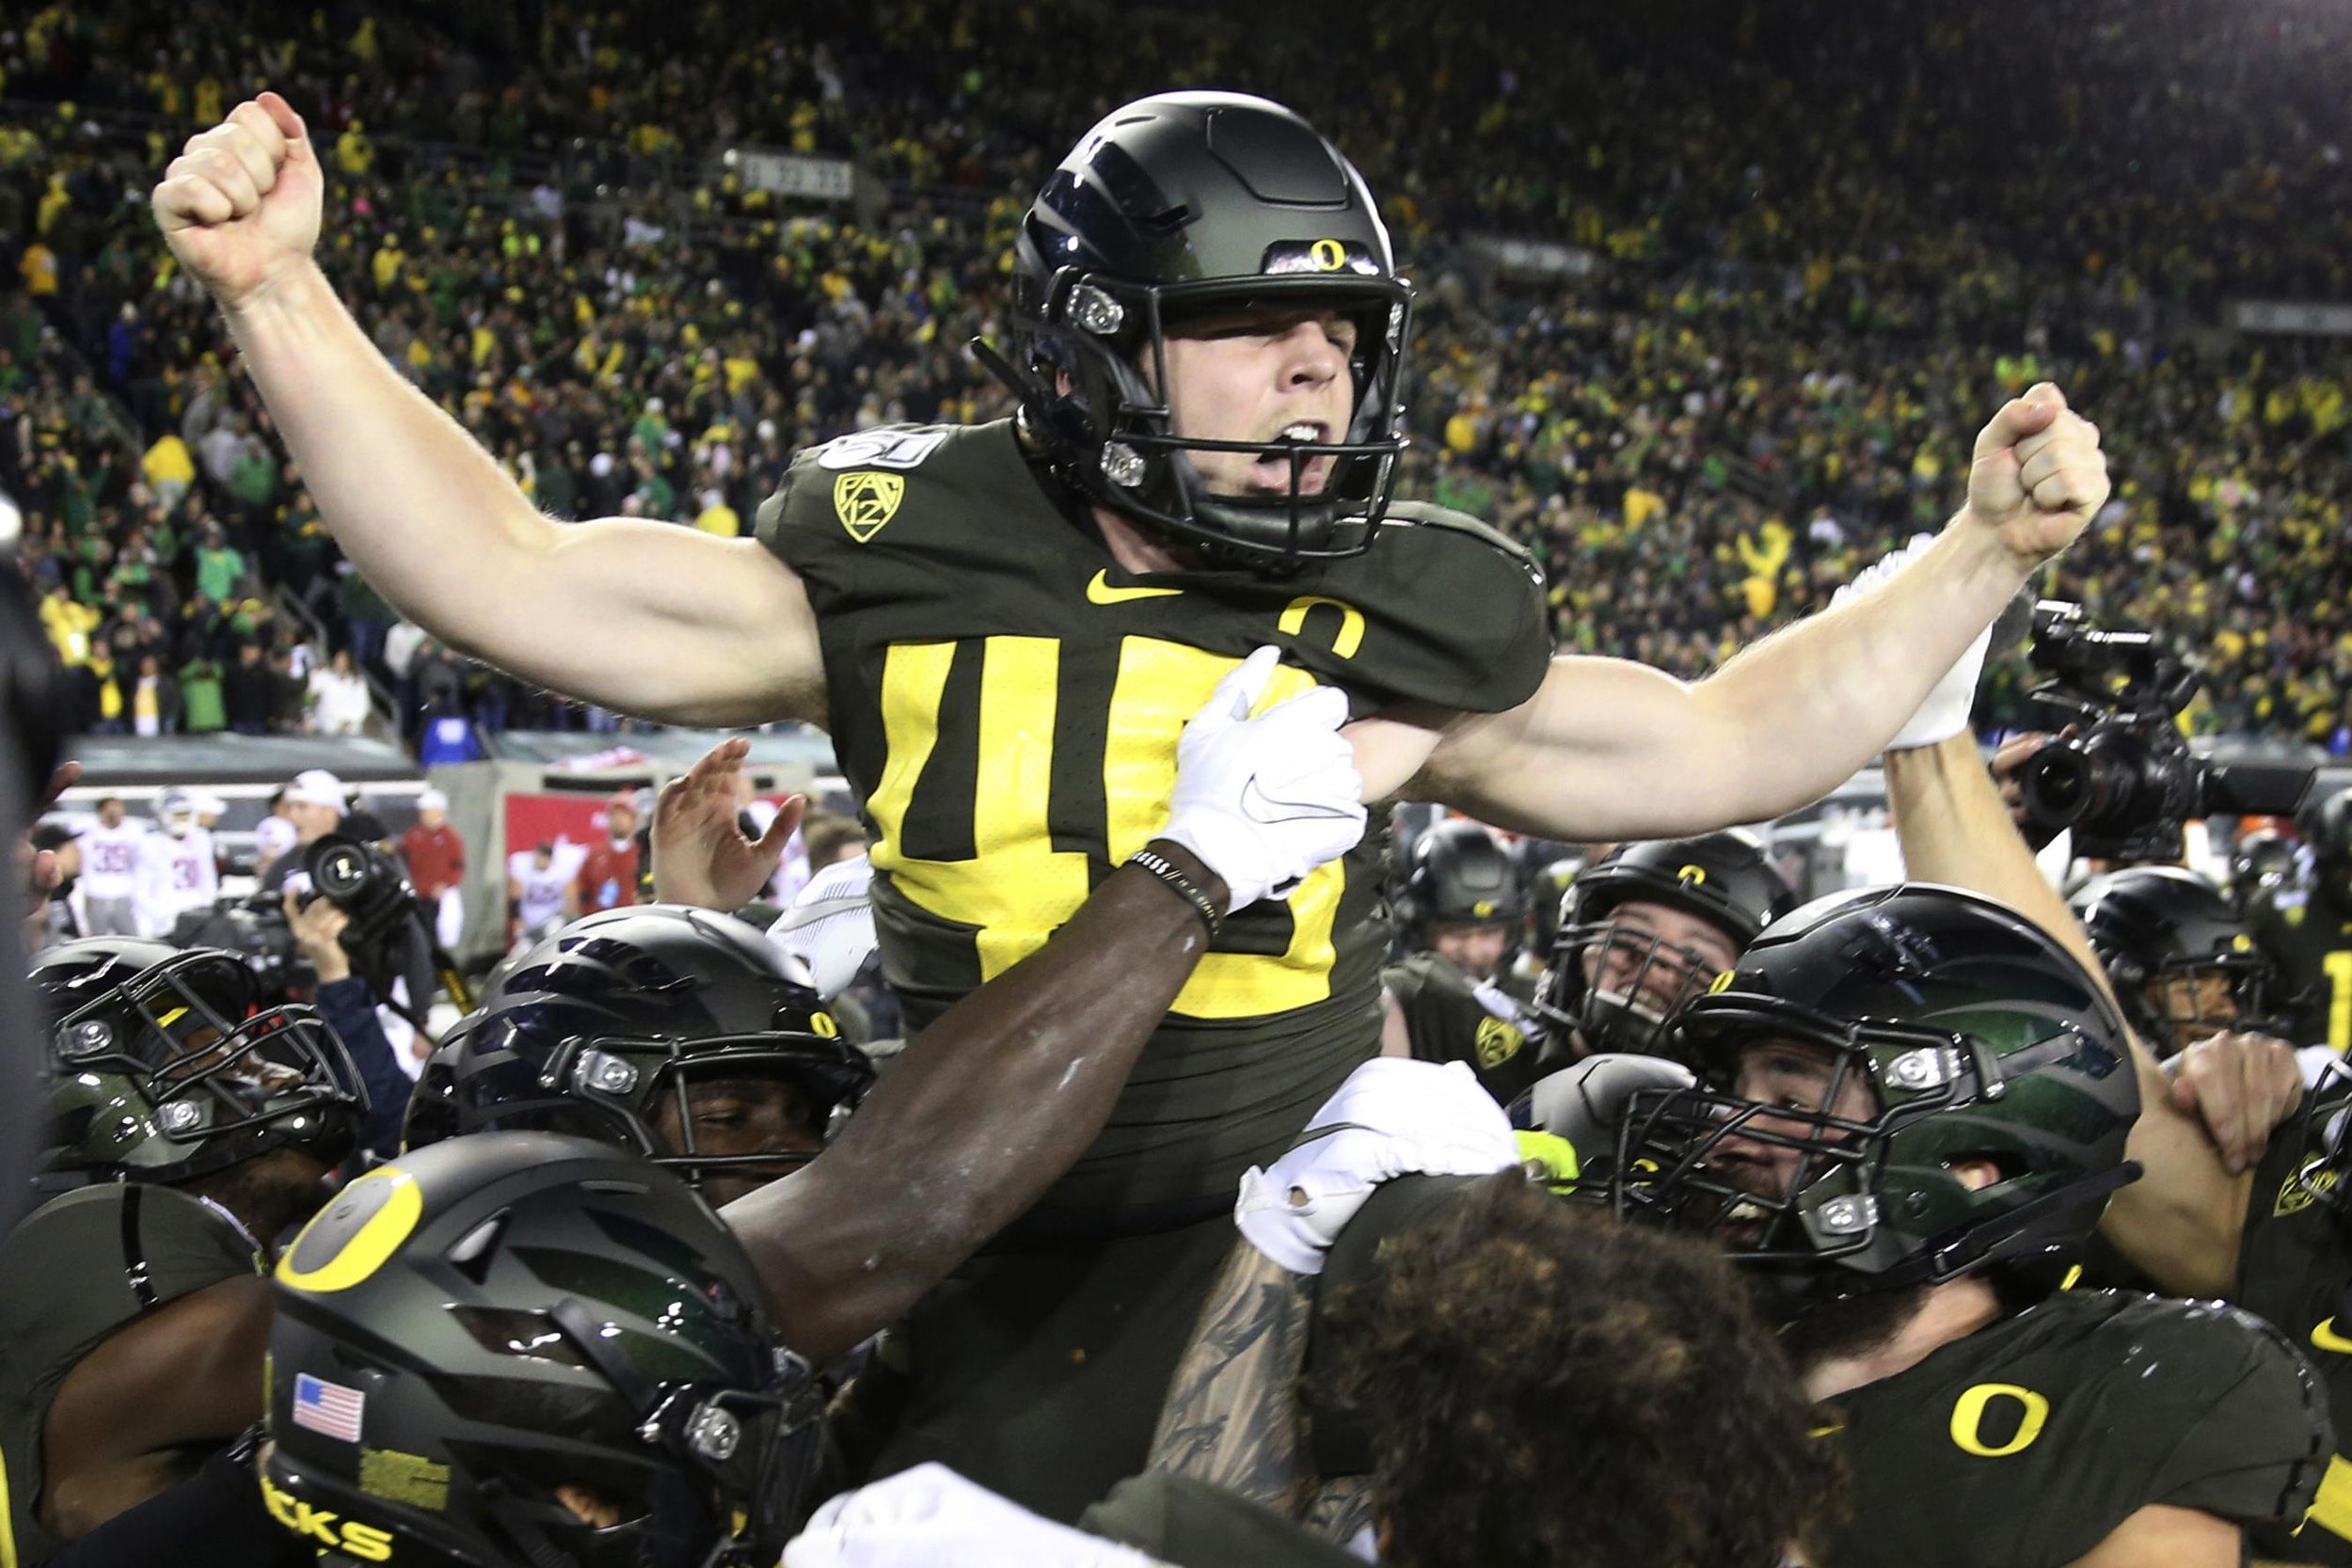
[
  {"xmin": 1514, "ymin": 1053, "xmax": 1697, "ymax": 1178},
  {"xmin": 2167, "ymin": 1030, "xmax": 2304, "ymax": 1175},
  {"xmin": 651, "ymin": 737, "xmax": 804, "ymax": 911},
  {"xmin": 1236, "ymin": 1057, "xmax": 1518, "ymax": 1275},
  {"xmin": 1959, "ymin": 382, "xmax": 2111, "ymax": 568},
  {"xmin": 786, "ymin": 1464, "xmax": 1163, "ymax": 1568},
  {"xmin": 151, "ymin": 91, "xmax": 322, "ymax": 311},
  {"xmin": 1158, "ymin": 646, "xmax": 1366, "ymax": 914}
]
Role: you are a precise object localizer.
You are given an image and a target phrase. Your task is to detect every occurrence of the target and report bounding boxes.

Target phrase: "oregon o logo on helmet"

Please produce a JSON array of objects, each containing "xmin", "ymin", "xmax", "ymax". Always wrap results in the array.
[
  {"xmin": 1708, "ymin": 970, "xmax": 1737, "ymax": 994},
  {"xmin": 1677, "ymin": 864, "xmax": 1708, "ymax": 887},
  {"xmin": 1310, "ymin": 238, "xmax": 1349, "ymax": 271}
]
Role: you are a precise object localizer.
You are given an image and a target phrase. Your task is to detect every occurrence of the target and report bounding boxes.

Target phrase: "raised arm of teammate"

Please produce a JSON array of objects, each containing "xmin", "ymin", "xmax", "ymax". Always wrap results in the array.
[
  {"xmin": 151, "ymin": 93, "xmax": 821, "ymax": 726},
  {"xmin": 1359, "ymin": 388, "xmax": 2112, "ymax": 838}
]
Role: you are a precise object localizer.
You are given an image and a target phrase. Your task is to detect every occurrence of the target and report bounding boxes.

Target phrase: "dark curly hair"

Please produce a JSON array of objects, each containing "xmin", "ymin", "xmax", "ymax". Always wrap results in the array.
[{"xmin": 1319, "ymin": 1173, "xmax": 1845, "ymax": 1568}]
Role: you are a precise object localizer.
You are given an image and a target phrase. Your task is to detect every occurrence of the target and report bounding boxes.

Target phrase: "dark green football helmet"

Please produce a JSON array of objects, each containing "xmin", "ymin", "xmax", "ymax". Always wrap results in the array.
[
  {"xmin": 34, "ymin": 937, "xmax": 363, "ymax": 1193},
  {"xmin": 1612, "ymin": 883, "xmax": 2141, "ymax": 1317},
  {"xmin": 264, "ymin": 1132, "xmax": 822, "ymax": 1568}
]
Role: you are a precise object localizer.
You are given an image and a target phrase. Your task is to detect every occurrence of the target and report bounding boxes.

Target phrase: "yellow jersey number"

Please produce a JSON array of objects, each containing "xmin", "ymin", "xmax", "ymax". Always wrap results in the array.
[
  {"xmin": 865, "ymin": 635, "xmax": 1346, "ymax": 1019},
  {"xmin": 2324, "ymin": 950, "xmax": 2352, "ymax": 1051}
]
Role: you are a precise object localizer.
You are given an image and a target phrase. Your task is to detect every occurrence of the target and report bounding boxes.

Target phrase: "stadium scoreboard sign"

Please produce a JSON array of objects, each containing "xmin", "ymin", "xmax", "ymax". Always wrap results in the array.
[
  {"xmin": 723, "ymin": 148, "xmax": 857, "ymax": 203},
  {"xmin": 2229, "ymin": 299, "xmax": 2352, "ymax": 338}
]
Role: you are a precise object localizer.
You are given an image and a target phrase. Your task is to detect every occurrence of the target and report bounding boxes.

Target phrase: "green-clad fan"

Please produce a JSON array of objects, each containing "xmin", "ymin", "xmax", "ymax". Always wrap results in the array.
[
  {"xmin": 2249, "ymin": 789, "xmax": 2352, "ymax": 1054},
  {"xmin": 1380, "ymin": 820, "xmax": 1542, "ymax": 1103},
  {"xmin": 0, "ymin": 938, "xmax": 366, "ymax": 1561},
  {"xmin": 159, "ymin": 76, "xmax": 2116, "ymax": 1513},
  {"xmin": 1614, "ymin": 883, "xmax": 2330, "ymax": 1568}
]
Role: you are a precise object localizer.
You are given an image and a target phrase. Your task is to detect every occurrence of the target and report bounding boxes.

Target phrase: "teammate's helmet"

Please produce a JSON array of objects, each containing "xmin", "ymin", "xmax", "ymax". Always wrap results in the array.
[
  {"xmin": 1534, "ymin": 833, "xmax": 1794, "ymax": 1057},
  {"xmin": 265, "ymin": 1132, "xmax": 820, "ymax": 1568},
  {"xmin": 2068, "ymin": 865, "xmax": 2283, "ymax": 1057},
  {"xmin": 405, "ymin": 907, "xmax": 873, "ymax": 1189},
  {"xmin": 2231, "ymin": 828, "xmax": 2304, "ymax": 897},
  {"xmin": 2302, "ymin": 787, "xmax": 2352, "ymax": 902},
  {"xmin": 1525, "ymin": 857, "xmax": 1580, "ymax": 958},
  {"xmin": 1398, "ymin": 821, "xmax": 1525, "ymax": 944},
  {"xmin": 156, "ymin": 787, "xmax": 198, "ymax": 838},
  {"xmin": 996, "ymin": 91, "xmax": 1413, "ymax": 571},
  {"xmin": 1612, "ymin": 884, "xmax": 2140, "ymax": 1318},
  {"xmin": 33, "ymin": 937, "xmax": 363, "ymax": 1191}
]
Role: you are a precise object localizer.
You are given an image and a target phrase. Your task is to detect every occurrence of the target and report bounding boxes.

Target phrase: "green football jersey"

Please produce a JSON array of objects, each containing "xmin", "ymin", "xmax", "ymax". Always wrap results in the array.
[
  {"xmin": 758, "ymin": 420, "xmax": 1552, "ymax": 1211},
  {"xmin": 0, "ymin": 1184, "xmax": 263, "ymax": 1564},
  {"xmin": 2248, "ymin": 885, "xmax": 2352, "ymax": 1053},
  {"xmin": 1819, "ymin": 1289, "xmax": 2328, "ymax": 1568},
  {"xmin": 1382, "ymin": 951, "xmax": 1547, "ymax": 1105},
  {"xmin": 2235, "ymin": 1085, "xmax": 2352, "ymax": 1561}
]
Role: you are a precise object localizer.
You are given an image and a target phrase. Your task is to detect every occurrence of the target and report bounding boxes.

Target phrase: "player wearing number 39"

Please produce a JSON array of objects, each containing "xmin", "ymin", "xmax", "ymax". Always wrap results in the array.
[{"xmin": 152, "ymin": 86, "xmax": 2117, "ymax": 1514}]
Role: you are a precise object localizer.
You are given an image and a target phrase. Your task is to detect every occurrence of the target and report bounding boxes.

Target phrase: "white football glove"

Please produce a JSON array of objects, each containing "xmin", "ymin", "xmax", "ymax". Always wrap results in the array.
[
  {"xmin": 784, "ymin": 1465, "xmax": 1167, "ymax": 1568},
  {"xmin": 1830, "ymin": 531, "xmax": 1991, "ymax": 751},
  {"xmin": 1157, "ymin": 645, "xmax": 1366, "ymax": 913},
  {"xmin": 1236, "ymin": 1058, "xmax": 1518, "ymax": 1275},
  {"xmin": 1519, "ymin": 1053, "xmax": 1697, "ymax": 1164}
]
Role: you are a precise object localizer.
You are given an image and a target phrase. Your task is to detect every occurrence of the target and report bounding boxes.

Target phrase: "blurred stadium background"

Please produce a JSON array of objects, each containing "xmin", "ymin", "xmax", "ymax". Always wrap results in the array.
[{"xmin": 4, "ymin": 0, "xmax": 2349, "ymax": 964}]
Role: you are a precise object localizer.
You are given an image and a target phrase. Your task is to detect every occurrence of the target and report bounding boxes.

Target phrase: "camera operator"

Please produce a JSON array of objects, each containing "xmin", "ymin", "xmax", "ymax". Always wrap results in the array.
[
  {"xmin": 255, "ymin": 770, "xmax": 346, "ymax": 894},
  {"xmin": 279, "ymin": 885, "xmax": 410, "ymax": 1159}
]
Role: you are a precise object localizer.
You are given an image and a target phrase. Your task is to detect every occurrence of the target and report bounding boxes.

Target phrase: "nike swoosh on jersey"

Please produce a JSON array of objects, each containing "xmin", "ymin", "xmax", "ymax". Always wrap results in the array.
[
  {"xmin": 1240, "ymin": 773, "xmax": 1359, "ymax": 825},
  {"xmin": 1085, "ymin": 570, "xmax": 1184, "ymax": 605},
  {"xmin": 2312, "ymin": 1318, "xmax": 2352, "ymax": 1354}
]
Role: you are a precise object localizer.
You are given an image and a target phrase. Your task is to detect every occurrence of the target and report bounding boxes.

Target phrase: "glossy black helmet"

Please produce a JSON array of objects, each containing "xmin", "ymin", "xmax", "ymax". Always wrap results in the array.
[
  {"xmin": 2068, "ymin": 865, "xmax": 2283, "ymax": 1057},
  {"xmin": 34, "ymin": 937, "xmax": 363, "ymax": 1192},
  {"xmin": 264, "ymin": 1132, "xmax": 821, "ymax": 1568},
  {"xmin": 1613, "ymin": 884, "xmax": 2140, "ymax": 1318},
  {"xmin": 992, "ymin": 91, "xmax": 1413, "ymax": 571},
  {"xmin": 1534, "ymin": 833, "xmax": 1794, "ymax": 1058},
  {"xmin": 405, "ymin": 907, "xmax": 872, "ymax": 1193},
  {"xmin": 1400, "ymin": 820, "xmax": 1526, "ymax": 941}
]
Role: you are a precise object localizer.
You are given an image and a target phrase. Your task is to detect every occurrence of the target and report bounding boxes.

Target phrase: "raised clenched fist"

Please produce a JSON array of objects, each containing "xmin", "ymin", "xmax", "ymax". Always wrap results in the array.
[
  {"xmin": 1961, "ymin": 382, "xmax": 2112, "ymax": 568},
  {"xmin": 151, "ymin": 91, "xmax": 323, "ymax": 311}
]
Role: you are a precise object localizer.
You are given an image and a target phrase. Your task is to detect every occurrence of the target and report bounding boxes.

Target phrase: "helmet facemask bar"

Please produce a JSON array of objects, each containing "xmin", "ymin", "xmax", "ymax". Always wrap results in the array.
[
  {"xmin": 542, "ymin": 1294, "xmax": 828, "ymax": 1564},
  {"xmin": 1612, "ymin": 1014, "xmax": 1893, "ymax": 1275},
  {"xmin": 538, "ymin": 1032, "xmax": 874, "ymax": 1190},
  {"xmin": 1534, "ymin": 919, "xmax": 1728, "ymax": 1057},
  {"xmin": 53, "ymin": 949, "xmax": 365, "ymax": 1158},
  {"xmin": 1613, "ymin": 1002, "xmax": 2010, "ymax": 1285},
  {"xmin": 1019, "ymin": 266, "xmax": 1413, "ymax": 570},
  {"xmin": 2134, "ymin": 952, "xmax": 2287, "ymax": 1056}
]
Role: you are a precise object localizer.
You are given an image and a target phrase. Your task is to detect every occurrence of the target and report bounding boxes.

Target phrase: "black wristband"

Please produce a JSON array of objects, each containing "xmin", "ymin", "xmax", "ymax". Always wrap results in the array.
[{"xmin": 1126, "ymin": 848, "xmax": 1223, "ymax": 939}]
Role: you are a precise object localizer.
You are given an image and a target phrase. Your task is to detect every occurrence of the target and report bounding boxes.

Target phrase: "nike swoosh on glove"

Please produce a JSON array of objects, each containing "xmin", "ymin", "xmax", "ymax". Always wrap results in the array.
[
  {"xmin": 1237, "ymin": 1057, "xmax": 1519, "ymax": 1275},
  {"xmin": 1829, "ymin": 531, "xmax": 1992, "ymax": 751},
  {"xmin": 1158, "ymin": 645, "xmax": 1367, "ymax": 912},
  {"xmin": 785, "ymin": 1465, "xmax": 1168, "ymax": 1568}
]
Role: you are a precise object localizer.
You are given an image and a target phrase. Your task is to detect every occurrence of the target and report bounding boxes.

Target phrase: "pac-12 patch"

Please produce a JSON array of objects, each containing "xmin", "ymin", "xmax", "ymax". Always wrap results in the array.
[{"xmin": 293, "ymin": 1371, "xmax": 366, "ymax": 1442}]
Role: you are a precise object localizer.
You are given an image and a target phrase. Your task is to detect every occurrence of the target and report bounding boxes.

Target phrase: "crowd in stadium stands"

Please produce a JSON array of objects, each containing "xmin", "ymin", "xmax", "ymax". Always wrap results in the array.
[{"xmin": 2, "ymin": 0, "xmax": 2348, "ymax": 752}]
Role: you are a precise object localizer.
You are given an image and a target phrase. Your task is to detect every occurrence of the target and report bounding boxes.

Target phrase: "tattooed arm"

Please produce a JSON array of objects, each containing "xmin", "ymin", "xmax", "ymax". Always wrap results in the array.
[{"xmin": 1144, "ymin": 1240, "xmax": 1318, "ymax": 1515}]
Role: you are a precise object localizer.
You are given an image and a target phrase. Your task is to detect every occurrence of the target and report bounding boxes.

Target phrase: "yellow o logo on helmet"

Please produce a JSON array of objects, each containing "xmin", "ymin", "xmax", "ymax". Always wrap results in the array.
[
  {"xmin": 1310, "ymin": 238, "xmax": 1348, "ymax": 272},
  {"xmin": 1677, "ymin": 864, "xmax": 1708, "ymax": 887},
  {"xmin": 1708, "ymin": 970, "xmax": 1738, "ymax": 994},
  {"xmin": 277, "ymin": 1168, "xmax": 423, "ymax": 1294}
]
